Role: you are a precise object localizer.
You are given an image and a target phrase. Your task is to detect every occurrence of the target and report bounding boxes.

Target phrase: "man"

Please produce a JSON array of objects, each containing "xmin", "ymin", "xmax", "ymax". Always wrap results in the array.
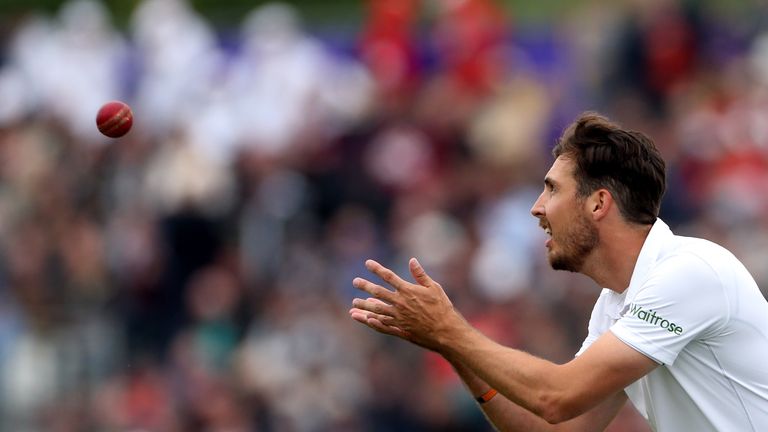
[{"xmin": 349, "ymin": 113, "xmax": 768, "ymax": 431}]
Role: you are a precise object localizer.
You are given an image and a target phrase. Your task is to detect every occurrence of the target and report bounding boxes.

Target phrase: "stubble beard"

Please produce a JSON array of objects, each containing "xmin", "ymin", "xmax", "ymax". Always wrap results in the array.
[{"xmin": 548, "ymin": 212, "xmax": 599, "ymax": 273}]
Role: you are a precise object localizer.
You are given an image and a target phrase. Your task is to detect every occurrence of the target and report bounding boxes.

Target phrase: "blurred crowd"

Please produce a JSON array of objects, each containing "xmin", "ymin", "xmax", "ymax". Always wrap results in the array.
[{"xmin": 0, "ymin": 0, "xmax": 767, "ymax": 430}]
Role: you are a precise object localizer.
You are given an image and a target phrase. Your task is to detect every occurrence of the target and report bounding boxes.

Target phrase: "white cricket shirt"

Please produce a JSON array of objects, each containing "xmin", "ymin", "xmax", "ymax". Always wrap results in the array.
[{"xmin": 577, "ymin": 219, "xmax": 768, "ymax": 431}]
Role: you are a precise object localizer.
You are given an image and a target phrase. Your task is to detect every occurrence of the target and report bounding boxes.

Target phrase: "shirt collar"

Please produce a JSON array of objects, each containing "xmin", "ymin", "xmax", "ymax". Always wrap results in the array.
[{"xmin": 625, "ymin": 218, "xmax": 673, "ymax": 298}]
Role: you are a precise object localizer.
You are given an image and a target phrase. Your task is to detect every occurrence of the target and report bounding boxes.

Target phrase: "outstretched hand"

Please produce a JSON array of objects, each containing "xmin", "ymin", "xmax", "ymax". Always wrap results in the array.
[{"xmin": 349, "ymin": 258, "xmax": 464, "ymax": 352}]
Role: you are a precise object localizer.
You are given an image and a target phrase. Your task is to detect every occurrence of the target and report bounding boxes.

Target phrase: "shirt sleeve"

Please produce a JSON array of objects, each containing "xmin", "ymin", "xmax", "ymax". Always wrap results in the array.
[
  {"xmin": 609, "ymin": 252, "xmax": 729, "ymax": 365},
  {"xmin": 575, "ymin": 289, "xmax": 616, "ymax": 357}
]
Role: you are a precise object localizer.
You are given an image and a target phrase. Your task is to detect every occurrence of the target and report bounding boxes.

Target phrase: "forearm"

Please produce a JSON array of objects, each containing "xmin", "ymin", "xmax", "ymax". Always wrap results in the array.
[
  {"xmin": 448, "ymin": 352, "xmax": 628, "ymax": 432},
  {"xmin": 439, "ymin": 320, "xmax": 577, "ymax": 423},
  {"xmin": 450, "ymin": 358, "xmax": 561, "ymax": 432}
]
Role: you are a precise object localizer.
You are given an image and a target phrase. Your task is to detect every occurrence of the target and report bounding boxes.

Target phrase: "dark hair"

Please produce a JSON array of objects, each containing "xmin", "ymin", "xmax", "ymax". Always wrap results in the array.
[{"xmin": 552, "ymin": 112, "xmax": 666, "ymax": 225}]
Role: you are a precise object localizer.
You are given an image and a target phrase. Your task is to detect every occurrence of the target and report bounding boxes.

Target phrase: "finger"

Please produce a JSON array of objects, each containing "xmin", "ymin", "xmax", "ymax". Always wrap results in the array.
[
  {"xmin": 349, "ymin": 308, "xmax": 371, "ymax": 324},
  {"xmin": 365, "ymin": 316, "xmax": 409, "ymax": 339},
  {"xmin": 353, "ymin": 277, "xmax": 398, "ymax": 304},
  {"xmin": 349, "ymin": 308, "xmax": 397, "ymax": 326},
  {"xmin": 349, "ymin": 308, "xmax": 404, "ymax": 335},
  {"xmin": 409, "ymin": 257, "xmax": 434, "ymax": 287},
  {"xmin": 351, "ymin": 297, "xmax": 398, "ymax": 318},
  {"xmin": 365, "ymin": 259, "xmax": 410, "ymax": 291},
  {"xmin": 350, "ymin": 299, "xmax": 397, "ymax": 321},
  {"xmin": 367, "ymin": 297, "xmax": 390, "ymax": 306}
]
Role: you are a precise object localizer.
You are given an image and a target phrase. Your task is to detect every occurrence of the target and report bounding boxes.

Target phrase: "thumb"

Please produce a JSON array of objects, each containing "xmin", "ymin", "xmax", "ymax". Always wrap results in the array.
[{"xmin": 409, "ymin": 257, "xmax": 433, "ymax": 287}]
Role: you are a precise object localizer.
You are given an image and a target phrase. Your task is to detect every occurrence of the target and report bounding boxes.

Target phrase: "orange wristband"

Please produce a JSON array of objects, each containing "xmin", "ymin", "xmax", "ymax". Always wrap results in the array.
[{"xmin": 475, "ymin": 388, "xmax": 498, "ymax": 404}]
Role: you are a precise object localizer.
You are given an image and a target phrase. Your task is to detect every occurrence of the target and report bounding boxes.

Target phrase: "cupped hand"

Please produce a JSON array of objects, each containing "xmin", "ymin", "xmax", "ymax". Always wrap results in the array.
[{"xmin": 349, "ymin": 257, "xmax": 463, "ymax": 352}]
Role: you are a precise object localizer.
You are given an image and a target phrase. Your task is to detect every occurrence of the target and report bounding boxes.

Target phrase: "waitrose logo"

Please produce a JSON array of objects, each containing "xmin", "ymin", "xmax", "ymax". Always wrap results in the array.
[{"xmin": 627, "ymin": 303, "xmax": 684, "ymax": 335}]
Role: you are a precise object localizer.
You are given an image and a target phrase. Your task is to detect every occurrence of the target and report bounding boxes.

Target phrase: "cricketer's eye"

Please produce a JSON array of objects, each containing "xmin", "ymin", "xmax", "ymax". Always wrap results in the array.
[{"xmin": 545, "ymin": 181, "xmax": 556, "ymax": 195}]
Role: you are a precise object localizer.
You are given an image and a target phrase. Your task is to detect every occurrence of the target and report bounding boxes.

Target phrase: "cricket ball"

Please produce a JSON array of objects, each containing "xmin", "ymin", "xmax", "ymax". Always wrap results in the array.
[{"xmin": 96, "ymin": 101, "xmax": 133, "ymax": 138}]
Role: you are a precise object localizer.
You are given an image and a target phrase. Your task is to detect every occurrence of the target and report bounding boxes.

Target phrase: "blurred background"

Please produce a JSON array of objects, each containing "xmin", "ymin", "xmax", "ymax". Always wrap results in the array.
[{"xmin": 0, "ymin": 0, "xmax": 767, "ymax": 430}]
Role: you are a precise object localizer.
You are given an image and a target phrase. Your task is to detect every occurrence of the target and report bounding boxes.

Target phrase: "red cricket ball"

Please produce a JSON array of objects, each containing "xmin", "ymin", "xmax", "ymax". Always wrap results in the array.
[{"xmin": 96, "ymin": 100, "xmax": 133, "ymax": 138}]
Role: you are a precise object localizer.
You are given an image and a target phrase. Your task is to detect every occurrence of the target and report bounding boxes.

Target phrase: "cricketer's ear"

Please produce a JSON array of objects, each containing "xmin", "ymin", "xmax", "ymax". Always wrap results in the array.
[{"xmin": 587, "ymin": 189, "xmax": 613, "ymax": 221}]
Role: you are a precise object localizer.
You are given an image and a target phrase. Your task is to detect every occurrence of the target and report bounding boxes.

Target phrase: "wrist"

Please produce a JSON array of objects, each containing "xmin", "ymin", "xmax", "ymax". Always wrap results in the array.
[
  {"xmin": 475, "ymin": 388, "xmax": 499, "ymax": 404},
  {"xmin": 434, "ymin": 310, "xmax": 474, "ymax": 355}
]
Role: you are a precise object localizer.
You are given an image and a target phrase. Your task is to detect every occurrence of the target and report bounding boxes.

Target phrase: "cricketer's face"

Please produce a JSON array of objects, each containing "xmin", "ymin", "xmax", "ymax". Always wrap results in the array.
[{"xmin": 530, "ymin": 157, "xmax": 599, "ymax": 272}]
